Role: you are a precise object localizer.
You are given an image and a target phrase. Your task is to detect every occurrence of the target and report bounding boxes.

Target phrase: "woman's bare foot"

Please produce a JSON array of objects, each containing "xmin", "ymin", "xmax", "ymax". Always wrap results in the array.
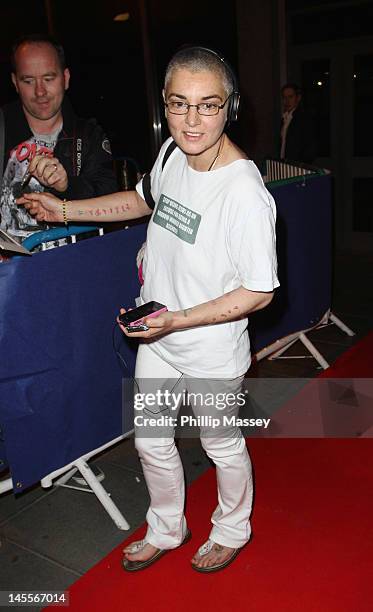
[
  {"xmin": 123, "ymin": 540, "xmax": 159, "ymax": 562},
  {"xmin": 191, "ymin": 541, "xmax": 236, "ymax": 569}
]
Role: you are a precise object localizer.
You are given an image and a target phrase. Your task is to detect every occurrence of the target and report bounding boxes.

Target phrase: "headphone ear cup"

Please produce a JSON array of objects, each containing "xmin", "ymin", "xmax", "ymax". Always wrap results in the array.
[
  {"xmin": 231, "ymin": 93, "xmax": 240, "ymax": 122},
  {"xmin": 228, "ymin": 92, "xmax": 240, "ymax": 123}
]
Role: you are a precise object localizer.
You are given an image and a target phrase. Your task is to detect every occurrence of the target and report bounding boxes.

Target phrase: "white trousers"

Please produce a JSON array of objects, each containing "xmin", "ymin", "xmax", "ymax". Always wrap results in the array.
[{"xmin": 133, "ymin": 343, "xmax": 253, "ymax": 550}]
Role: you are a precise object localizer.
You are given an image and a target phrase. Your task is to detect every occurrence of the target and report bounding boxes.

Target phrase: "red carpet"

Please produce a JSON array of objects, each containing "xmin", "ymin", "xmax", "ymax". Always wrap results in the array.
[
  {"xmin": 319, "ymin": 330, "xmax": 373, "ymax": 377},
  {"xmin": 264, "ymin": 332, "xmax": 373, "ymax": 438},
  {"xmin": 58, "ymin": 334, "xmax": 373, "ymax": 611},
  {"xmin": 62, "ymin": 438, "xmax": 373, "ymax": 612}
]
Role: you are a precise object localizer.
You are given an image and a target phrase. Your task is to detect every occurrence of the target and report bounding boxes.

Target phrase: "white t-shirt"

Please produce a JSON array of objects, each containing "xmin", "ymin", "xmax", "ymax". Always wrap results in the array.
[{"xmin": 136, "ymin": 138, "xmax": 279, "ymax": 378}]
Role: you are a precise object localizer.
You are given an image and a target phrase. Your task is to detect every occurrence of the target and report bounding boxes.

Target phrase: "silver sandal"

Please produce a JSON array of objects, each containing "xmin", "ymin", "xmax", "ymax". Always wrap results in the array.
[
  {"xmin": 191, "ymin": 539, "xmax": 242, "ymax": 573},
  {"xmin": 122, "ymin": 529, "xmax": 192, "ymax": 572}
]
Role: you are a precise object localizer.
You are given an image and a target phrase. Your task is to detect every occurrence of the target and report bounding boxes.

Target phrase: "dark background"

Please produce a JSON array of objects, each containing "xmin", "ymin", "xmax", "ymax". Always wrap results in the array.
[
  {"xmin": 1, "ymin": 0, "xmax": 373, "ymax": 246},
  {"xmin": 0, "ymin": 0, "xmax": 238, "ymax": 171}
]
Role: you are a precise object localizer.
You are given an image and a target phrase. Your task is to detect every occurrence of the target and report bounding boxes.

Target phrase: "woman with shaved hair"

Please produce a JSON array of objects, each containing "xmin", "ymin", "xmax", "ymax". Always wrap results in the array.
[{"xmin": 19, "ymin": 46, "xmax": 279, "ymax": 573}]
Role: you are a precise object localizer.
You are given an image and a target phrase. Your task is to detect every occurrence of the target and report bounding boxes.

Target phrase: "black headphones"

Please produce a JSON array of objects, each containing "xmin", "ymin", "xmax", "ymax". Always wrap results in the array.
[{"xmin": 171, "ymin": 45, "xmax": 240, "ymax": 124}]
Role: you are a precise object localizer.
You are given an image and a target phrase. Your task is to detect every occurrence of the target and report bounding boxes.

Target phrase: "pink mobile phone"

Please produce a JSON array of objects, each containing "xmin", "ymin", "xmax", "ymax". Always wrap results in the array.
[{"xmin": 118, "ymin": 301, "xmax": 168, "ymax": 327}]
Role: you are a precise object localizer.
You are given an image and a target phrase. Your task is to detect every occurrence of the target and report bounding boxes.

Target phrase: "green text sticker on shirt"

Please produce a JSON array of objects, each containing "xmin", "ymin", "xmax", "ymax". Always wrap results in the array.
[{"xmin": 153, "ymin": 194, "xmax": 202, "ymax": 244}]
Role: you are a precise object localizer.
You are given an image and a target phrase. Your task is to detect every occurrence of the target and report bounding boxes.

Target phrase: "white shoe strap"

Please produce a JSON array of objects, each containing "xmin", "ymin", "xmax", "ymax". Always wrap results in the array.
[
  {"xmin": 123, "ymin": 539, "xmax": 146, "ymax": 553},
  {"xmin": 197, "ymin": 540, "xmax": 214, "ymax": 557}
]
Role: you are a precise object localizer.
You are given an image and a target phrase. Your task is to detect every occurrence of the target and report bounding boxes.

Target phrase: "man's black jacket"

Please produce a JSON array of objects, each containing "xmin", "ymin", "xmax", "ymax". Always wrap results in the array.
[
  {"xmin": 1, "ymin": 97, "xmax": 118, "ymax": 198},
  {"xmin": 280, "ymin": 106, "xmax": 317, "ymax": 164}
]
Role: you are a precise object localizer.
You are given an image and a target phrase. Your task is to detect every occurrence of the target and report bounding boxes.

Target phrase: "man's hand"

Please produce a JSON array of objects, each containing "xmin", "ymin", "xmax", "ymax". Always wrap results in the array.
[
  {"xmin": 16, "ymin": 192, "xmax": 63, "ymax": 223},
  {"xmin": 28, "ymin": 154, "xmax": 68, "ymax": 192},
  {"xmin": 117, "ymin": 308, "xmax": 175, "ymax": 339}
]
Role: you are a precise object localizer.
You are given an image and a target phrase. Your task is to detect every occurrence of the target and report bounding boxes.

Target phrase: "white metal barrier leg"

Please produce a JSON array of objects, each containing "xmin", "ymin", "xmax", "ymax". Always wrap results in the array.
[
  {"xmin": 299, "ymin": 332, "xmax": 330, "ymax": 370},
  {"xmin": 74, "ymin": 458, "xmax": 130, "ymax": 530},
  {"xmin": 268, "ymin": 337, "xmax": 299, "ymax": 360},
  {"xmin": 54, "ymin": 467, "xmax": 79, "ymax": 486},
  {"xmin": 254, "ymin": 310, "xmax": 355, "ymax": 372},
  {"xmin": 40, "ymin": 434, "xmax": 133, "ymax": 530},
  {"xmin": 255, "ymin": 331, "xmax": 302, "ymax": 362},
  {"xmin": 329, "ymin": 312, "xmax": 355, "ymax": 336},
  {"xmin": 0, "ymin": 476, "xmax": 13, "ymax": 494}
]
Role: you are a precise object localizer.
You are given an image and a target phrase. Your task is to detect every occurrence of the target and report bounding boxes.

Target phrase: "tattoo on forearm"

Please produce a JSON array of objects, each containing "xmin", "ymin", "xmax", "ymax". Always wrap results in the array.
[
  {"xmin": 184, "ymin": 302, "xmax": 241, "ymax": 326},
  {"xmin": 78, "ymin": 204, "xmax": 130, "ymax": 218}
]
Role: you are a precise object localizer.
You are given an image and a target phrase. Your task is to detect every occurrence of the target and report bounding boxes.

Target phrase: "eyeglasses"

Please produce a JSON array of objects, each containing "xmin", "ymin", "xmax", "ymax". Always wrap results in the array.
[{"xmin": 164, "ymin": 93, "xmax": 232, "ymax": 116}]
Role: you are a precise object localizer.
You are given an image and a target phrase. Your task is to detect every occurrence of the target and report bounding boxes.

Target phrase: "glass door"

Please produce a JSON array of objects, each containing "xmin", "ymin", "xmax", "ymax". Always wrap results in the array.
[
  {"xmin": 350, "ymin": 53, "xmax": 373, "ymax": 242},
  {"xmin": 290, "ymin": 39, "xmax": 373, "ymax": 251}
]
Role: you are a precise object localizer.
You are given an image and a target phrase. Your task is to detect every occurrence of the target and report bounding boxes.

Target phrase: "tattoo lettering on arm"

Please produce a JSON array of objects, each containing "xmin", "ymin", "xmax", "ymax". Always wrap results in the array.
[
  {"xmin": 77, "ymin": 205, "xmax": 129, "ymax": 217},
  {"xmin": 86, "ymin": 205, "xmax": 131, "ymax": 216}
]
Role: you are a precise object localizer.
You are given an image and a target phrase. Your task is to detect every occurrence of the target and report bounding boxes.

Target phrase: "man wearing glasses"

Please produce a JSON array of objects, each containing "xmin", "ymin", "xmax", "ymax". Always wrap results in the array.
[{"xmin": 19, "ymin": 46, "xmax": 279, "ymax": 573}]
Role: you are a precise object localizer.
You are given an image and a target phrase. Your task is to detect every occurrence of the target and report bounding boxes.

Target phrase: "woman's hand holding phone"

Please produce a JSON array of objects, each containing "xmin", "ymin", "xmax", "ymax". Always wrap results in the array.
[{"xmin": 117, "ymin": 302, "xmax": 175, "ymax": 339}]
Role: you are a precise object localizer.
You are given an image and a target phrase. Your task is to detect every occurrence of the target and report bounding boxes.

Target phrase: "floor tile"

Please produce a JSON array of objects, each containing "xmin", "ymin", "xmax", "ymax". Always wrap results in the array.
[
  {"xmin": 0, "ymin": 480, "xmax": 54, "ymax": 526},
  {"xmin": 0, "ymin": 538, "xmax": 79, "ymax": 612},
  {"xmin": 1, "ymin": 462, "xmax": 149, "ymax": 574}
]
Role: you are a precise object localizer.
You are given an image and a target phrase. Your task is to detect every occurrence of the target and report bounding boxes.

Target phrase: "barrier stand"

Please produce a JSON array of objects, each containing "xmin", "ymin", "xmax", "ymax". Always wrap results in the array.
[
  {"xmin": 256, "ymin": 309, "xmax": 355, "ymax": 370},
  {"xmin": 40, "ymin": 433, "xmax": 133, "ymax": 530},
  {"xmin": 0, "ymin": 227, "xmax": 143, "ymax": 529},
  {"xmin": 24, "ymin": 226, "xmax": 130, "ymax": 529},
  {"xmin": 252, "ymin": 161, "xmax": 355, "ymax": 371}
]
